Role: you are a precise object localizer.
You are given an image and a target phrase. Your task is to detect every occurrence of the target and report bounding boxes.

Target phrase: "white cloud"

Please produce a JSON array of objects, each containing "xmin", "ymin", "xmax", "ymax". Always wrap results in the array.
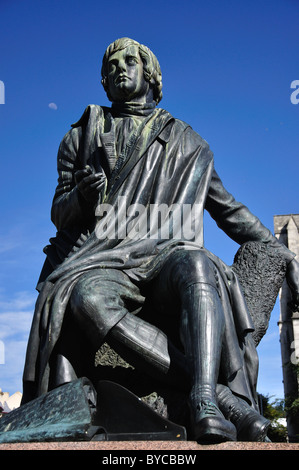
[
  {"xmin": 0, "ymin": 291, "xmax": 35, "ymax": 395},
  {"xmin": 0, "ymin": 310, "xmax": 33, "ymax": 340},
  {"xmin": 0, "ymin": 290, "xmax": 36, "ymax": 312}
]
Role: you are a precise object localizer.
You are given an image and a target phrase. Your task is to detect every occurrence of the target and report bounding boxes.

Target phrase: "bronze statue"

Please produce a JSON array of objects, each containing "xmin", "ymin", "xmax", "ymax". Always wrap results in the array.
[{"xmin": 22, "ymin": 38, "xmax": 299, "ymax": 443}]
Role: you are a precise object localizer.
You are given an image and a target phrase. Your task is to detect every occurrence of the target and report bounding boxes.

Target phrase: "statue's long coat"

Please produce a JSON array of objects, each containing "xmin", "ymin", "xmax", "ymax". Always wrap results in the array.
[{"xmin": 22, "ymin": 105, "xmax": 294, "ymax": 405}]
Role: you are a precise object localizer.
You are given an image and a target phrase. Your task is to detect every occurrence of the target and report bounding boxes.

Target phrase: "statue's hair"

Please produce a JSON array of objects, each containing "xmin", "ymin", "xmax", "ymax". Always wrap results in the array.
[{"xmin": 101, "ymin": 37, "xmax": 163, "ymax": 104}]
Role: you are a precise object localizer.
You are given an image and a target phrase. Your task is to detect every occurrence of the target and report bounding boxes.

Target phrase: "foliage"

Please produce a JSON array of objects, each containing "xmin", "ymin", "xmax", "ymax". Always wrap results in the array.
[
  {"xmin": 259, "ymin": 394, "xmax": 288, "ymax": 442},
  {"xmin": 259, "ymin": 360, "xmax": 299, "ymax": 442},
  {"xmin": 283, "ymin": 362, "xmax": 299, "ymax": 440}
]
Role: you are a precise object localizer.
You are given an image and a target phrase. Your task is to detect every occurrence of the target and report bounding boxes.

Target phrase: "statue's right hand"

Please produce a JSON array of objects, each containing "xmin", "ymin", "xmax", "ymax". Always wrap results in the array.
[{"xmin": 75, "ymin": 166, "xmax": 106, "ymax": 203}]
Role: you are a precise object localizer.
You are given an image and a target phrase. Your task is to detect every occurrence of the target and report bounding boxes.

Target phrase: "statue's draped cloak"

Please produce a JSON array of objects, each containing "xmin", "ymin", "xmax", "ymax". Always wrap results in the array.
[{"xmin": 22, "ymin": 105, "xmax": 293, "ymax": 406}]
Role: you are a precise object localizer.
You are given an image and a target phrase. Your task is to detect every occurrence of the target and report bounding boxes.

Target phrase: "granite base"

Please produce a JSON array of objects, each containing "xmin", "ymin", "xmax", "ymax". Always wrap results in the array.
[{"xmin": 0, "ymin": 440, "xmax": 298, "ymax": 451}]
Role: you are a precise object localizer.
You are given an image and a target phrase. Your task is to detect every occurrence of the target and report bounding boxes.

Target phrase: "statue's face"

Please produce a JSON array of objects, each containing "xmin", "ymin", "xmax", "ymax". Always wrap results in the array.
[{"xmin": 107, "ymin": 45, "xmax": 149, "ymax": 102}]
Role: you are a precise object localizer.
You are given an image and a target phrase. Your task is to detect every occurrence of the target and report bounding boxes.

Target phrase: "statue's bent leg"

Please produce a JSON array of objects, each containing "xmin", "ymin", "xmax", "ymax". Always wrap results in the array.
[
  {"xmin": 157, "ymin": 250, "xmax": 237, "ymax": 442},
  {"xmin": 69, "ymin": 268, "xmax": 144, "ymax": 348},
  {"xmin": 69, "ymin": 268, "xmax": 189, "ymax": 388}
]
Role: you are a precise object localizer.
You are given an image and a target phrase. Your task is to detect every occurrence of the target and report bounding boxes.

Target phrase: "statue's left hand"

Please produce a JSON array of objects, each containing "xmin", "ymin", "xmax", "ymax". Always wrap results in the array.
[{"xmin": 286, "ymin": 258, "xmax": 299, "ymax": 311}]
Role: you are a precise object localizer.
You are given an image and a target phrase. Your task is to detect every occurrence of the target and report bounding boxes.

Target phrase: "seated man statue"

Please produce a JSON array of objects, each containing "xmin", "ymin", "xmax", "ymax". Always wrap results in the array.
[{"xmin": 22, "ymin": 38, "xmax": 299, "ymax": 443}]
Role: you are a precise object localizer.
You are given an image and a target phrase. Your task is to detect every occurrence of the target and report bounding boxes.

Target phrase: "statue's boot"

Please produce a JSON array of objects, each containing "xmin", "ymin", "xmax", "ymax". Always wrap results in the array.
[
  {"xmin": 181, "ymin": 284, "xmax": 237, "ymax": 443},
  {"xmin": 217, "ymin": 384, "xmax": 270, "ymax": 441},
  {"xmin": 188, "ymin": 385, "xmax": 237, "ymax": 443}
]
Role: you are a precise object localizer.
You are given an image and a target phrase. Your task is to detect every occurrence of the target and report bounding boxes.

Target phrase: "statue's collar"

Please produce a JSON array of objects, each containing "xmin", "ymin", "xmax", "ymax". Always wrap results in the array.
[{"xmin": 111, "ymin": 100, "xmax": 156, "ymax": 117}]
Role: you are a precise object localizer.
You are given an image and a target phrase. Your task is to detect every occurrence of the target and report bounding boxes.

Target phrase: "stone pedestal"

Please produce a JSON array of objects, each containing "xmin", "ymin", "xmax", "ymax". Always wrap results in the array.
[{"xmin": 0, "ymin": 440, "xmax": 298, "ymax": 451}]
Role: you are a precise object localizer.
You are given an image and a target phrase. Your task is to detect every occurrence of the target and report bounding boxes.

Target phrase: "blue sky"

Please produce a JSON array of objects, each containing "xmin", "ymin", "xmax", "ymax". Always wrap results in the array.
[{"xmin": 0, "ymin": 0, "xmax": 298, "ymax": 401}]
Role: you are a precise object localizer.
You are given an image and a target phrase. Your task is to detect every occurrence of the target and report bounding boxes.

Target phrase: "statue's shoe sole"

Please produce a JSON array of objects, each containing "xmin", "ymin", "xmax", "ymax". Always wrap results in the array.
[{"xmin": 192, "ymin": 416, "xmax": 237, "ymax": 444}]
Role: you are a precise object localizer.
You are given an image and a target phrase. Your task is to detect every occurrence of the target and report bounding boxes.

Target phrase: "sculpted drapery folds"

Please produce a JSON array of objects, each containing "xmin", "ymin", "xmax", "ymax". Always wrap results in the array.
[{"xmin": 22, "ymin": 38, "xmax": 299, "ymax": 443}]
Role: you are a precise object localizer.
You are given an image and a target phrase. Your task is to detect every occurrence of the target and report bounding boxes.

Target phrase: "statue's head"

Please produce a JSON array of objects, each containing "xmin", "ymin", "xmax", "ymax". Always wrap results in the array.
[{"xmin": 101, "ymin": 37, "xmax": 163, "ymax": 104}]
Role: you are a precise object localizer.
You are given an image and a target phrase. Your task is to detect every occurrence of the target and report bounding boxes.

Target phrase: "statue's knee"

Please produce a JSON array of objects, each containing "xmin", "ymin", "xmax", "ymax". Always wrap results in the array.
[
  {"xmin": 189, "ymin": 251, "xmax": 218, "ymax": 288},
  {"xmin": 186, "ymin": 250, "xmax": 209, "ymax": 272},
  {"xmin": 69, "ymin": 276, "xmax": 102, "ymax": 319},
  {"xmin": 70, "ymin": 278, "xmax": 85, "ymax": 311},
  {"xmin": 168, "ymin": 250, "xmax": 217, "ymax": 291}
]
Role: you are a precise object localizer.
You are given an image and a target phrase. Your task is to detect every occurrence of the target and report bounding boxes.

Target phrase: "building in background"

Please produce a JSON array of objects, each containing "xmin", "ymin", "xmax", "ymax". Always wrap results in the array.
[{"xmin": 274, "ymin": 214, "xmax": 299, "ymax": 442}]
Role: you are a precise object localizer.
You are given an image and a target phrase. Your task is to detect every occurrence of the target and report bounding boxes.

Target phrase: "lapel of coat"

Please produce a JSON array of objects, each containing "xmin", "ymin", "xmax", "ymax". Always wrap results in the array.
[
  {"xmin": 105, "ymin": 108, "xmax": 174, "ymax": 200},
  {"xmin": 99, "ymin": 112, "xmax": 117, "ymax": 173}
]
